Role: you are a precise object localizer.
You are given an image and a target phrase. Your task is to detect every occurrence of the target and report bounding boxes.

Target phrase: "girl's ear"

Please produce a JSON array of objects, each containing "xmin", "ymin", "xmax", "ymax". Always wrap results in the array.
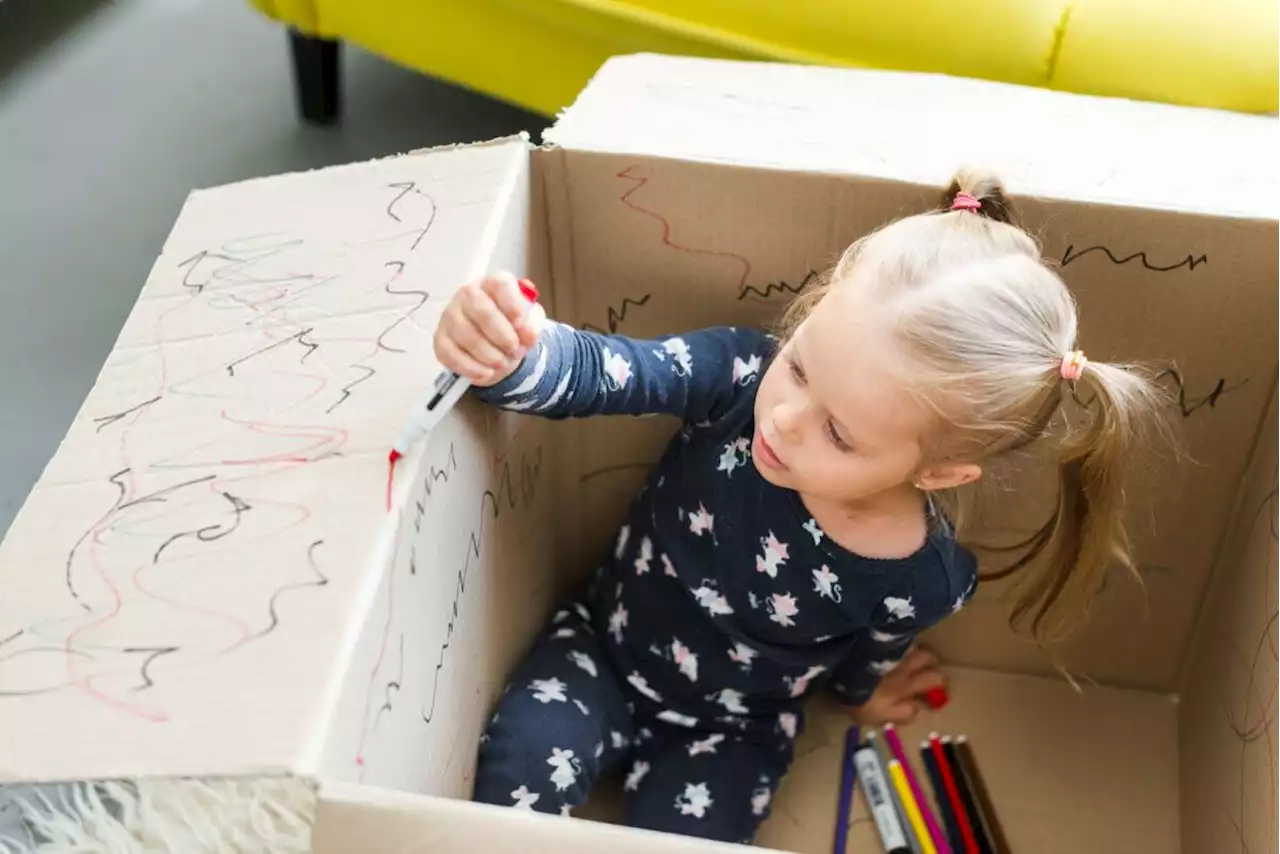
[{"xmin": 915, "ymin": 463, "xmax": 982, "ymax": 492}]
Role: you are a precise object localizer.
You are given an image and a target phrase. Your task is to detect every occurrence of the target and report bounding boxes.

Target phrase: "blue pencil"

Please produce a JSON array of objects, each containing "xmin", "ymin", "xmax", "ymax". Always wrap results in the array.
[{"xmin": 834, "ymin": 725, "xmax": 860, "ymax": 854}]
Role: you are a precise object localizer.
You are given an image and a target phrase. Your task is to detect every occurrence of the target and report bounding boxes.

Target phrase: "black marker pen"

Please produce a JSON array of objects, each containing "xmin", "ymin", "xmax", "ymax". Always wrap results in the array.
[{"xmin": 854, "ymin": 741, "xmax": 911, "ymax": 854}]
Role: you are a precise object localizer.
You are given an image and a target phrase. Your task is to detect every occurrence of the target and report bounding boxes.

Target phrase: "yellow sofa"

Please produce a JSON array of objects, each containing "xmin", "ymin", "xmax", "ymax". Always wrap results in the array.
[{"xmin": 249, "ymin": 0, "xmax": 1276, "ymax": 121}]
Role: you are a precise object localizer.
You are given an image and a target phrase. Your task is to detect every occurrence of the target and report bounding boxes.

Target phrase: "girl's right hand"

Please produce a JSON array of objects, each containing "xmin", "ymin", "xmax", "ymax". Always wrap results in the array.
[
  {"xmin": 433, "ymin": 273, "xmax": 546, "ymax": 387},
  {"xmin": 845, "ymin": 646, "xmax": 946, "ymax": 726}
]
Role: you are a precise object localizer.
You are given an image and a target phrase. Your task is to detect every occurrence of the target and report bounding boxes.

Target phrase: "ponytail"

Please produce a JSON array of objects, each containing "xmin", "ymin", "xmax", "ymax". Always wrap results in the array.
[{"xmin": 989, "ymin": 361, "xmax": 1172, "ymax": 644}]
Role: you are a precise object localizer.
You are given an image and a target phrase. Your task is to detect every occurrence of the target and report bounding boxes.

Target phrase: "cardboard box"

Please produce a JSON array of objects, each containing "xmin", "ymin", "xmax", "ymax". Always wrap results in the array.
[{"xmin": 0, "ymin": 55, "xmax": 1275, "ymax": 854}]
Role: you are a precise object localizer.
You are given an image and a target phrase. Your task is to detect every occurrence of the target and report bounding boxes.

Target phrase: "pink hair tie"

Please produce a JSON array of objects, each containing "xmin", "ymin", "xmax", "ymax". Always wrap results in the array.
[
  {"xmin": 1060, "ymin": 350, "xmax": 1088, "ymax": 382},
  {"xmin": 951, "ymin": 192, "xmax": 982, "ymax": 213}
]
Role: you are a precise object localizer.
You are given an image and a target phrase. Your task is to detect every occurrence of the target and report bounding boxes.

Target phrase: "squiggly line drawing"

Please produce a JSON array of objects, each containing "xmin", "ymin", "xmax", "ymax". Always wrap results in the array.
[
  {"xmin": 1060, "ymin": 243, "xmax": 1207, "ymax": 272},
  {"xmin": 4, "ymin": 178, "xmax": 441, "ymax": 722},
  {"xmin": 582, "ymin": 295, "xmax": 652, "ymax": 335},
  {"xmin": 737, "ymin": 270, "xmax": 819, "ymax": 302},
  {"xmin": 419, "ymin": 447, "xmax": 543, "ymax": 726},
  {"xmin": 93, "ymin": 397, "xmax": 163, "ymax": 433},
  {"xmin": 616, "ymin": 164, "xmax": 753, "ymax": 292}
]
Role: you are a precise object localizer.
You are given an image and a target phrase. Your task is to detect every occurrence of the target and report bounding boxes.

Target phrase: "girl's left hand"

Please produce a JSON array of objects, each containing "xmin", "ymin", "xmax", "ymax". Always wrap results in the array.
[{"xmin": 846, "ymin": 646, "xmax": 946, "ymax": 726}]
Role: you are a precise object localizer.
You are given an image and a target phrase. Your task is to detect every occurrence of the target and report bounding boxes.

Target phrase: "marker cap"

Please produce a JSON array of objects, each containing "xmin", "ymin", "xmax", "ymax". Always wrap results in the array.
[
  {"xmin": 923, "ymin": 686, "xmax": 950, "ymax": 710},
  {"xmin": 517, "ymin": 278, "xmax": 539, "ymax": 302}
]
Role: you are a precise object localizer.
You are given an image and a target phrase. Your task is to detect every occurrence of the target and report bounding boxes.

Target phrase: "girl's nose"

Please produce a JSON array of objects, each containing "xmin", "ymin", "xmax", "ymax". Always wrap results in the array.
[{"xmin": 773, "ymin": 402, "xmax": 802, "ymax": 437}]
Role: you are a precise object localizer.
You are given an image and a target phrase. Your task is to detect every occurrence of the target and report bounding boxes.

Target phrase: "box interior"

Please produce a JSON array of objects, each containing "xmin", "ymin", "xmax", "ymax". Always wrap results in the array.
[{"xmin": 315, "ymin": 132, "xmax": 1277, "ymax": 853}]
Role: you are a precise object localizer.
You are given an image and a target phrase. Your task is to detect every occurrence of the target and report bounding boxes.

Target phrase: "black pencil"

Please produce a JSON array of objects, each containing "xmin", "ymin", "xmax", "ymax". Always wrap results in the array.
[
  {"xmin": 921, "ymin": 741, "xmax": 962, "ymax": 852},
  {"xmin": 942, "ymin": 736, "xmax": 992, "ymax": 854},
  {"xmin": 954, "ymin": 736, "xmax": 1011, "ymax": 854}
]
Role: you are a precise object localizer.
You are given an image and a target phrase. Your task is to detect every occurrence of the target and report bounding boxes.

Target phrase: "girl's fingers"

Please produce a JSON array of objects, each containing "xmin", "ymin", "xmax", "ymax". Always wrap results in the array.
[
  {"xmin": 451, "ymin": 312, "xmax": 513, "ymax": 369},
  {"xmin": 482, "ymin": 273, "xmax": 532, "ymax": 324},
  {"xmin": 882, "ymin": 700, "xmax": 920, "ymax": 726},
  {"xmin": 435, "ymin": 333, "xmax": 494, "ymax": 385},
  {"xmin": 462, "ymin": 286, "xmax": 522, "ymax": 358},
  {"xmin": 907, "ymin": 666, "xmax": 946, "ymax": 697},
  {"xmin": 515, "ymin": 303, "xmax": 547, "ymax": 348}
]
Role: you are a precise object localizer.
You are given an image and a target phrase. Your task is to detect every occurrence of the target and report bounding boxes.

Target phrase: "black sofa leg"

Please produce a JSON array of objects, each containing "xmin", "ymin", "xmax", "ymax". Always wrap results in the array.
[{"xmin": 288, "ymin": 30, "xmax": 341, "ymax": 125}]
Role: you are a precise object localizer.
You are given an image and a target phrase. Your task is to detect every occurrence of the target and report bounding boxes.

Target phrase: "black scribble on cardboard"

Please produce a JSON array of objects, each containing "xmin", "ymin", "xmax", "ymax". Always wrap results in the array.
[
  {"xmin": 151, "ymin": 492, "xmax": 252, "ymax": 564},
  {"xmin": 385, "ymin": 183, "xmax": 416, "ymax": 223},
  {"xmin": 376, "ymin": 260, "xmax": 430, "ymax": 354},
  {"xmin": 738, "ymin": 270, "xmax": 819, "ymax": 302},
  {"xmin": 225, "ymin": 329, "xmax": 315, "ymax": 377},
  {"xmin": 384, "ymin": 182, "xmax": 439, "ymax": 250},
  {"xmin": 65, "ymin": 468, "xmax": 132, "ymax": 607},
  {"xmin": 421, "ymin": 445, "xmax": 543, "ymax": 724},
  {"xmin": 1060, "ymin": 244, "xmax": 1207, "ymax": 272},
  {"xmin": 1155, "ymin": 368, "xmax": 1250, "ymax": 418},
  {"xmin": 421, "ymin": 445, "xmax": 462, "ymax": 501},
  {"xmin": 251, "ymin": 539, "xmax": 330, "ymax": 640},
  {"xmin": 93, "ymin": 397, "xmax": 163, "ymax": 433},
  {"xmin": 118, "ymin": 474, "xmax": 218, "ymax": 512},
  {"xmin": 583, "ymin": 295, "xmax": 652, "ymax": 334},
  {"xmin": 297, "ymin": 330, "xmax": 319, "ymax": 364},
  {"xmin": 123, "ymin": 647, "xmax": 179, "ymax": 692},
  {"xmin": 372, "ymin": 633, "xmax": 405, "ymax": 734},
  {"xmin": 177, "ymin": 235, "xmax": 312, "ymax": 295},
  {"xmin": 325, "ymin": 365, "xmax": 377, "ymax": 414}
]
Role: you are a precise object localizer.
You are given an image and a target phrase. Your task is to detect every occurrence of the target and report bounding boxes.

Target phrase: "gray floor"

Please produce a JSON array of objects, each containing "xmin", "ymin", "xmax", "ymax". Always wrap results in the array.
[{"xmin": 0, "ymin": 0, "xmax": 548, "ymax": 537}]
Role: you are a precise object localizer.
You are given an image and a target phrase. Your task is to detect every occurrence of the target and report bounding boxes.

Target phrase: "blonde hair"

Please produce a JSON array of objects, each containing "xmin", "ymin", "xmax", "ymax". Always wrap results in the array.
[{"xmin": 780, "ymin": 171, "xmax": 1171, "ymax": 645}]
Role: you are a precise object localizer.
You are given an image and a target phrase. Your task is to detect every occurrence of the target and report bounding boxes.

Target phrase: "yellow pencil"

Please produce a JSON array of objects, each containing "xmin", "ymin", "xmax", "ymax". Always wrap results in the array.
[{"xmin": 888, "ymin": 758, "xmax": 937, "ymax": 854}]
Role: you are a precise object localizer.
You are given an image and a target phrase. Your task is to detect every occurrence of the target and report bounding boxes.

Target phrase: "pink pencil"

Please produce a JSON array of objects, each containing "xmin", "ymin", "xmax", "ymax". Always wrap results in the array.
[{"xmin": 883, "ymin": 724, "xmax": 950, "ymax": 854}]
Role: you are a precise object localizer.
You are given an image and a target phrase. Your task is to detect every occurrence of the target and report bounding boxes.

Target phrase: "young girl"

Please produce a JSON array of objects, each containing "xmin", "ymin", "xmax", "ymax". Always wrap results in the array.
[{"xmin": 434, "ymin": 173, "xmax": 1166, "ymax": 843}]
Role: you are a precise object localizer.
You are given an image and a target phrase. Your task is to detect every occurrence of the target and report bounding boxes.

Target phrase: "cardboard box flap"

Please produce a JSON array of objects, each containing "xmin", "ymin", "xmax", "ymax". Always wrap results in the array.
[
  {"xmin": 0, "ymin": 138, "xmax": 531, "ymax": 783},
  {"xmin": 547, "ymin": 55, "xmax": 1278, "ymax": 220}
]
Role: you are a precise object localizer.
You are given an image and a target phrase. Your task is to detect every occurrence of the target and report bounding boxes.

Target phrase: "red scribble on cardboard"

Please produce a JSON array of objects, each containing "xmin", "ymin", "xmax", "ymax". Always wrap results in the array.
[{"xmin": 616, "ymin": 165, "xmax": 753, "ymax": 293}]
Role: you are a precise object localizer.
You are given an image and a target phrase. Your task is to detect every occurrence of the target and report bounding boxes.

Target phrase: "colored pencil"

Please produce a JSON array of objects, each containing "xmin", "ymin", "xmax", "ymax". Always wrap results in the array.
[
  {"xmin": 871, "ymin": 732, "xmax": 922, "ymax": 854},
  {"xmin": 884, "ymin": 724, "xmax": 950, "ymax": 854},
  {"xmin": 834, "ymin": 726, "xmax": 860, "ymax": 854},
  {"xmin": 921, "ymin": 743, "xmax": 962, "ymax": 852},
  {"xmin": 954, "ymin": 737, "xmax": 1011, "ymax": 854},
  {"xmin": 929, "ymin": 733, "xmax": 981, "ymax": 854},
  {"xmin": 888, "ymin": 758, "xmax": 938, "ymax": 854},
  {"xmin": 942, "ymin": 737, "xmax": 992, "ymax": 854}
]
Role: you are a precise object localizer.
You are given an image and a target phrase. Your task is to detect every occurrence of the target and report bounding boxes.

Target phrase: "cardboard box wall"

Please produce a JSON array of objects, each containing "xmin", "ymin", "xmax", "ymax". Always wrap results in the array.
[{"xmin": 0, "ymin": 56, "xmax": 1275, "ymax": 854}]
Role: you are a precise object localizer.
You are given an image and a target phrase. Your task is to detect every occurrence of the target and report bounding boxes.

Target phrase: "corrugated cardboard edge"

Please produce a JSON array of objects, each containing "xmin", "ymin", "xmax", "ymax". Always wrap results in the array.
[
  {"xmin": 311, "ymin": 781, "xmax": 784, "ymax": 854},
  {"xmin": 190, "ymin": 133, "xmax": 533, "ymax": 197}
]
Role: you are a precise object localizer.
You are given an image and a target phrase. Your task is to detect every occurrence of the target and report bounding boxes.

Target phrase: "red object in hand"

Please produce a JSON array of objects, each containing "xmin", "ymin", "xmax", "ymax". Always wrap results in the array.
[
  {"xmin": 924, "ymin": 686, "xmax": 950, "ymax": 710},
  {"xmin": 517, "ymin": 278, "xmax": 539, "ymax": 302}
]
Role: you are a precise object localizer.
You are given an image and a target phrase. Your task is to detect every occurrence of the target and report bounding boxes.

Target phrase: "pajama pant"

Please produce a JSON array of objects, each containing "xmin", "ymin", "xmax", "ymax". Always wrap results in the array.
[{"xmin": 473, "ymin": 604, "xmax": 795, "ymax": 844}]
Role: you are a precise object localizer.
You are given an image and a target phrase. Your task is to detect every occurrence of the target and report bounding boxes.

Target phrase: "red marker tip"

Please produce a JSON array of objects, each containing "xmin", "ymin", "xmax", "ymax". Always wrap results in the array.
[
  {"xmin": 517, "ymin": 278, "xmax": 539, "ymax": 303},
  {"xmin": 385, "ymin": 449, "xmax": 402, "ymax": 512},
  {"xmin": 923, "ymin": 687, "xmax": 950, "ymax": 710}
]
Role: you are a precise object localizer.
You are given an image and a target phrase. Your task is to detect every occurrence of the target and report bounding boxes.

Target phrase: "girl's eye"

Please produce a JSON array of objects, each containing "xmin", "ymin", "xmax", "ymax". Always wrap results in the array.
[
  {"xmin": 826, "ymin": 421, "xmax": 850, "ymax": 452},
  {"xmin": 788, "ymin": 358, "xmax": 806, "ymax": 384}
]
